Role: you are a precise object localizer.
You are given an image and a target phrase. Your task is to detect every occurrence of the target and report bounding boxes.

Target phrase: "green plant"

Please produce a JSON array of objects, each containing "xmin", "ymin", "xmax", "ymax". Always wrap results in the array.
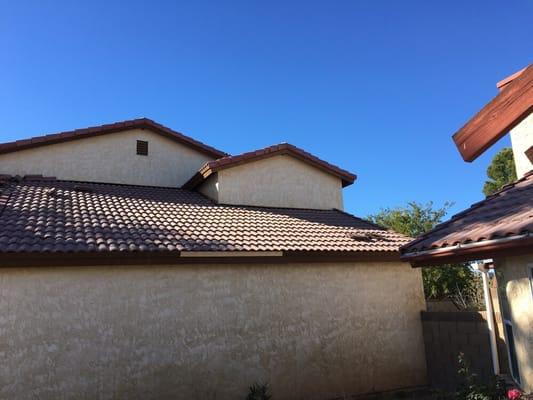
[
  {"xmin": 483, "ymin": 148, "xmax": 517, "ymax": 196},
  {"xmin": 246, "ymin": 382, "xmax": 272, "ymax": 400},
  {"xmin": 456, "ymin": 353, "xmax": 506, "ymax": 400}
]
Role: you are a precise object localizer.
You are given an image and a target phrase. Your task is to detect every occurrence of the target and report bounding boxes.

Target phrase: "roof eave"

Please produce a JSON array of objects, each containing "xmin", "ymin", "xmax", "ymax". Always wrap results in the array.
[
  {"xmin": 0, "ymin": 118, "xmax": 228, "ymax": 159},
  {"xmin": 183, "ymin": 144, "xmax": 357, "ymax": 189},
  {"xmin": 0, "ymin": 249, "xmax": 402, "ymax": 267},
  {"xmin": 401, "ymin": 234, "xmax": 533, "ymax": 267}
]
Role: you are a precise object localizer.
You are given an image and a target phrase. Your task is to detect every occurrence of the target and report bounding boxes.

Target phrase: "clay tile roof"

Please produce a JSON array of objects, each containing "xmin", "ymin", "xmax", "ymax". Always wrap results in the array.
[
  {"xmin": 183, "ymin": 143, "xmax": 357, "ymax": 189},
  {"xmin": 0, "ymin": 177, "xmax": 407, "ymax": 257},
  {"xmin": 401, "ymin": 171, "xmax": 533, "ymax": 265},
  {"xmin": 0, "ymin": 118, "xmax": 227, "ymax": 159},
  {"xmin": 453, "ymin": 63, "xmax": 533, "ymax": 162}
]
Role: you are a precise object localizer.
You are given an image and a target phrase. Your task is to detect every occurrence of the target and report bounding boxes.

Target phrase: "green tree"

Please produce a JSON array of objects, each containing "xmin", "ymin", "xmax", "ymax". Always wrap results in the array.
[
  {"xmin": 368, "ymin": 202, "xmax": 479, "ymax": 305},
  {"xmin": 483, "ymin": 148, "xmax": 517, "ymax": 196}
]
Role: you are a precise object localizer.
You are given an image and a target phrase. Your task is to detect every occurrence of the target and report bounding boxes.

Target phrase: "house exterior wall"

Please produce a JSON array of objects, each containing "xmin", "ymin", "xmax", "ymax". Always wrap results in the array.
[
  {"xmin": 0, "ymin": 261, "xmax": 427, "ymax": 400},
  {"xmin": 0, "ymin": 129, "xmax": 214, "ymax": 187},
  {"xmin": 496, "ymin": 254, "xmax": 533, "ymax": 392},
  {"xmin": 206, "ymin": 155, "xmax": 344, "ymax": 209},
  {"xmin": 197, "ymin": 174, "xmax": 219, "ymax": 202},
  {"xmin": 510, "ymin": 113, "xmax": 533, "ymax": 178}
]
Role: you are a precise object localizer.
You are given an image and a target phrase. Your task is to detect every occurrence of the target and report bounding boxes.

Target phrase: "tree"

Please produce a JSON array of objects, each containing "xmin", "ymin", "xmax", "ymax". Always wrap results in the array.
[
  {"xmin": 368, "ymin": 202, "xmax": 480, "ymax": 307},
  {"xmin": 483, "ymin": 148, "xmax": 517, "ymax": 196}
]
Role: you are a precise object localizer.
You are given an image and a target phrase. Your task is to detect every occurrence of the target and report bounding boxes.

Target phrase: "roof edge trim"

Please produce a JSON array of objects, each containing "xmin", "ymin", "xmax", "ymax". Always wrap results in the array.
[
  {"xmin": 183, "ymin": 143, "xmax": 357, "ymax": 189},
  {"xmin": 0, "ymin": 118, "xmax": 228, "ymax": 159}
]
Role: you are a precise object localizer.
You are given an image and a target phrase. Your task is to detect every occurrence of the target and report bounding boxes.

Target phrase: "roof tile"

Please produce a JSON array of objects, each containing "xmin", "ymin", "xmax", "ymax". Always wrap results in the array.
[
  {"xmin": 402, "ymin": 171, "xmax": 533, "ymax": 255},
  {"xmin": 0, "ymin": 177, "xmax": 408, "ymax": 255}
]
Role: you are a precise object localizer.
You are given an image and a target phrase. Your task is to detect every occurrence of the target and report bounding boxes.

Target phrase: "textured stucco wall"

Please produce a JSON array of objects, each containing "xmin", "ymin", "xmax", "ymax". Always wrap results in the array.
[
  {"xmin": 0, "ymin": 262, "xmax": 426, "ymax": 400},
  {"xmin": 510, "ymin": 113, "xmax": 533, "ymax": 178},
  {"xmin": 496, "ymin": 255, "xmax": 533, "ymax": 392},
  {"xmin": 208, "ymin": 155, "xmax": 344, "ymax": 209},
  {"xmin": 197, "ymin": 174, "xmax": 219, "ymax": 202},
  {"xmin": 0, "ymin": 129, "xmax": 214, "ymax": 187}
]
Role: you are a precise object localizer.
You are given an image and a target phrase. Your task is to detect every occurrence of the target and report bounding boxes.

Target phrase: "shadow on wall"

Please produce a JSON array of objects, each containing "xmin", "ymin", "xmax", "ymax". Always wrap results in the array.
[{"xmin": 421, "ymin": 311, "xmax": 508, "ymax": 392}]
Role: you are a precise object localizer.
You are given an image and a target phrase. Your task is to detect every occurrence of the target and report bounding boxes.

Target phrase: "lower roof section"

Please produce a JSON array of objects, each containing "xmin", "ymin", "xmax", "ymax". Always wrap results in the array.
[
  {"xmin": 401, "ymin": 171, "xmax": 533, "ymax": 267},
  {"xmin": 0, "ymin": 175, "xmax": 408, "ymax": 265}
]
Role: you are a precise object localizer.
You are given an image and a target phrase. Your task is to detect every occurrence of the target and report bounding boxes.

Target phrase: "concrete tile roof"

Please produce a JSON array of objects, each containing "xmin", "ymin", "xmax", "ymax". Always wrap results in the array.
[
  {"xmin": 401, "ymin": 170, "xmax": 533, "ymax": 261},
  {"xmin": 0, "ymin": 176, "xmax": 408, "ymax": 255}
]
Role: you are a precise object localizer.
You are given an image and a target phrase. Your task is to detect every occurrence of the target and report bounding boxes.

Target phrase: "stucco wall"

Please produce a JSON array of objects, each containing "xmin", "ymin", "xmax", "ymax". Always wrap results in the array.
[
  {"xmin": 510, "ymin": 113, "xmax": 533, "ymax": 178},
  {"xmin": 0, "ymin": 129, "xmax": 214, "ymax": 187},
  {"xmin": 496, "ymin": 255, "xmax": 533, "ymax": 392},
  {"xmin": 0, "ymin": 261, "xmax": 427, "ymax": 400},
  {"xmin": 203, "ymin": 155, "xmax": 344, "ymax": 209}
]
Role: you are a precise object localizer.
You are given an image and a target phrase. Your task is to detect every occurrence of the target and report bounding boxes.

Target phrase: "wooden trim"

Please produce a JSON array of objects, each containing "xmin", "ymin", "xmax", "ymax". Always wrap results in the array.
[
  {"xmin": 180, "ymin": 251, "xmax": 283, "ymax": 258},
  {"xmin": 526, "ymin": 145, "xmax": 533, "ymax": 163},
  {"xmin": 0, "ymin": 250, "xmax": 401, "ymax": 268},
  {"xmin": 403, "ymin": 237, "xmax": 533, "ymax": 267},
  {"xmin": 452, "ymin": 64, "xmax": 533, "ymax": 162}
]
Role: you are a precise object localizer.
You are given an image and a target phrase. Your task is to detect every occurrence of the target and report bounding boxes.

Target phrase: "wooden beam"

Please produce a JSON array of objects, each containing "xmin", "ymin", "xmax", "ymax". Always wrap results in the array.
[{"xmin": 452, "ymin": 64, "xmax": 533, "ymax": 162}]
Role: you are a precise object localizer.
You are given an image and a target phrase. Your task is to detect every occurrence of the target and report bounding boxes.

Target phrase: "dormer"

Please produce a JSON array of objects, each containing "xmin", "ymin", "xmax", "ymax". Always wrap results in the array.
[
  {"xmin": 0, "ymin": 118, "xmax": 226, "ymax": 187},
  {"xmin": 183, "ymin": 143, "xmax": 356, "ymax": 210},
  {"xmin": 453, "ymin": 63, "xmax": 533, "ymax": 178}
]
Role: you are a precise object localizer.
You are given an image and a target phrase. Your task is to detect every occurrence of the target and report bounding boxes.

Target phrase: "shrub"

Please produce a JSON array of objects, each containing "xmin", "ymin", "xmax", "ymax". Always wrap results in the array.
[{"xmin": 245, "ymin": 382, "xmax": 272, "ymax": 400}]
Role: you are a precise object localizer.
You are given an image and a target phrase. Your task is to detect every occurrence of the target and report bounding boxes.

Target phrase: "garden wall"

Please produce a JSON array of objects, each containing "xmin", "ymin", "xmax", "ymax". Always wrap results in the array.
[{"xmin": 421, "ymin": 309, "xmax": 507, "ymax": 392}]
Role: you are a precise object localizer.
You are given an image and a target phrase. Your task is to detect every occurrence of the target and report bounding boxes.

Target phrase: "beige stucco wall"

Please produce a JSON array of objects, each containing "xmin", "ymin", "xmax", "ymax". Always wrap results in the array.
[
  {"xmin": 199, "ymin": 155, "xmax": 344, "ymax": 209},
  {"xmin": 197, "ymin": 174, "xmax": 219, "ymax": 202},
  {"xmin": 496, "ymin": 255, "xmax": 533, "ymax": 392},
  {"xmin": 510, "ymin": 113, "xmax": 533, "ymax": 178},
  {"xmin": 0, "ymin": 129, "xmax": 214, "ymax": 187},
  {"xmin": 0, "ymin": 261, "xmax": 427, "ymax": 400}
]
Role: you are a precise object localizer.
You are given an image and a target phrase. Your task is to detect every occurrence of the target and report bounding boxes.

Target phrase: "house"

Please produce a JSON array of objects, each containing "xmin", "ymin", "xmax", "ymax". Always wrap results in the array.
[
  {"xmin": 401, "ymin": 64, "xmax": 533, "ymax": 392},
  {"xmin": 0, "ymin": 119, "xmax": 427, "ymax": 400}
]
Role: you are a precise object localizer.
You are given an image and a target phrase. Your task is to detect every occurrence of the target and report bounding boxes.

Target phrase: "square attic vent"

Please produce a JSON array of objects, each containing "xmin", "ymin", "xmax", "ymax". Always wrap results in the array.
[{"xmin": 136, "ymin": 140, "xmax": 148, "ymax": 156}]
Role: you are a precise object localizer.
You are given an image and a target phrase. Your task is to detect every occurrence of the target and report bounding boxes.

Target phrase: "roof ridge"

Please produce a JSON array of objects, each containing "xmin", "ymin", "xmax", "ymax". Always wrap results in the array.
[
  {"xmin": 0, "ymin": 118, "xmax": 228, "ymax": 158},
  {"xmin": 184, "ymin": 142, "xmax": 357, "ymax": 189}
]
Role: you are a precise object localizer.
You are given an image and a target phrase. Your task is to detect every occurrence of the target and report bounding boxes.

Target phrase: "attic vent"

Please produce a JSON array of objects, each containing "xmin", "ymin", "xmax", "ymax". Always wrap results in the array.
[{"xmin": 136, "ymin": 140, "xmax": 149, "ymax": 156}]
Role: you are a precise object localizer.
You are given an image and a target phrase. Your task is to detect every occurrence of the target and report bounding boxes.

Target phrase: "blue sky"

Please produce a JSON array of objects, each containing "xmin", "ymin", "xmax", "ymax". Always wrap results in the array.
[{"xmin": 1, "ymin": 1, "xmax": 531, "ymax": 217}]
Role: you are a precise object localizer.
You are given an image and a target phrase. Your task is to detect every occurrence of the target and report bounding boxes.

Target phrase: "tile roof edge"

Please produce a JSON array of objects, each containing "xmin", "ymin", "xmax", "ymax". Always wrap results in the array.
[
  {"xmin": 401, "ymin": 171, "xmax": 533, "ymax": 253},
  {"xmin": 0, "ymin": 118, "xmax": 228, "ymax": 159},
  {"xmin": 182, "ymin": 142, "xmax": 357, "ymax": 189}
]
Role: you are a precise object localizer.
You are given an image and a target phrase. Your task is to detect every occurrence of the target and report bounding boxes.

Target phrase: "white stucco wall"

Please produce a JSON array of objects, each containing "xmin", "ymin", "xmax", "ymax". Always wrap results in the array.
[
  {"xmin": 510, "ymin": 113, "xmax": 533, "ymax": 178},
  {"xmin": 0, "ymin": 261, "xmax": 427, "ymax": 400},
  {"xmin": 496, "ymin": 255, "xmax": 533, "ymax": 392},
  {"xmin": 199, "ymin": 155, "xmax": 344, "ymax": 209},
  {"xmin": 0, "ymin": 129, "xmax": 214, "ymax": 187}
]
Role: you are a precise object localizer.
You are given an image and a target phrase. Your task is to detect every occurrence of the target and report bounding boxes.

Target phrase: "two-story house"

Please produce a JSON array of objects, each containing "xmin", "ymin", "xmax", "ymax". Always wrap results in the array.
[{"xmin": 0, "ymin": 119, "xmax": 427, "ymax": 400}]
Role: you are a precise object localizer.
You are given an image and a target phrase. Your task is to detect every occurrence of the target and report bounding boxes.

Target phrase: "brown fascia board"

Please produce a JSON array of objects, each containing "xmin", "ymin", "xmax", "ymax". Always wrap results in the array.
[
  {"xmin": 526, "ymin": 145, "xmax": 533, "ymax": 163},
  {"xmin": 402, "ymin": 236, "xmax": 533, "ymax": 268},
  {"xmin": 183, "ymin": 143, "xmax": 357, "ymax": 189},
  {"xmin": 452, "ymin": 63, "xmax": 533, "ymax": 162},
  {"xmin": 0, "ymin": 118, "xmax": 228, "ymax": 159},
  {"xmin": 0, "ymin": 250, "xmax": 400, "ymax": 268}
]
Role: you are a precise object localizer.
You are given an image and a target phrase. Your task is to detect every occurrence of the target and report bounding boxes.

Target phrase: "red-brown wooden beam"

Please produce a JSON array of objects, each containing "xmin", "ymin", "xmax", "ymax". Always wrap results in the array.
[{"xmin": 452, "ymin": 63, "xmax": 533, "ymax": 162}]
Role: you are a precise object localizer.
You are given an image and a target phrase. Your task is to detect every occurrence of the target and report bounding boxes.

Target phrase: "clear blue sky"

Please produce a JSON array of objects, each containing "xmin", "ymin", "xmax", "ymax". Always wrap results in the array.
[{"xmin": 1, "ymin": 1, "xmax": 531, "ymax": 217}]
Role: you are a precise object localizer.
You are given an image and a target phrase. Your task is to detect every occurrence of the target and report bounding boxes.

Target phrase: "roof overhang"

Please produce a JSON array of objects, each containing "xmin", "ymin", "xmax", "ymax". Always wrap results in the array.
[
  {"xmin": 0, "ymin": 250, "xmax": 400, "ymax": 268},
  {"xmin": 401, "ymin": 234, "xmax": 533, "ymax": 267},
  {"xmin": 183, "ymin": 143, "xmax": 357, "ymax": 189},
  {"xmin": 0, "ymin": 118, "xmax": 227, "ymax": 159},
  {"xmin": 452, "ymin": 63, "xmax": 533, "ymax": 162}
]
